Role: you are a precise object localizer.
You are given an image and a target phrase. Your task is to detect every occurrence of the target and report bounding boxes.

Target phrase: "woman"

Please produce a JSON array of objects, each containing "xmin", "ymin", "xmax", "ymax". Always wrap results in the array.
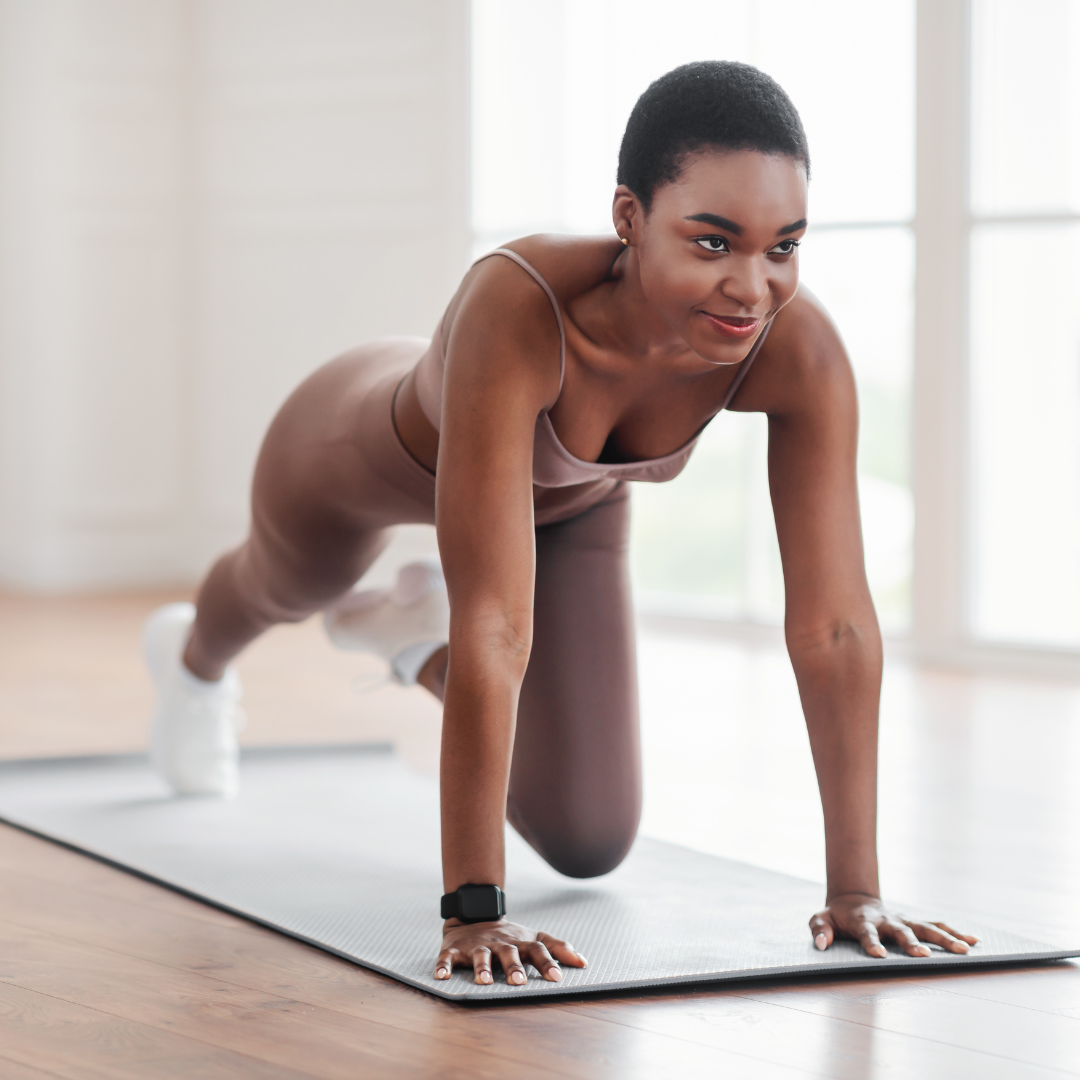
[{"xmin": 143, "ymin": 61, "xmax": 977, "ymax": 986}]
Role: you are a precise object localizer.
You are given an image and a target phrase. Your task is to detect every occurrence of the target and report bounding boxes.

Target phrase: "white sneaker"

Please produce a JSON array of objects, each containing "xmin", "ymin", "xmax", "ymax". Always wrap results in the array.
[
  {"xmin": 323, "ymin": 559, "xmax": 449, "ymax": 685},
  {"xmin": 143, "ymin": 602, "xmax": 244, "ymax": 797}
]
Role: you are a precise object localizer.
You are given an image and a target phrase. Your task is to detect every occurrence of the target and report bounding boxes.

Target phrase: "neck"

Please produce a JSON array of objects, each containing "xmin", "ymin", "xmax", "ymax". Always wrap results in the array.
[{"xmin": 600, "ymin": 245, "xmax": 693, "ymax": 363}]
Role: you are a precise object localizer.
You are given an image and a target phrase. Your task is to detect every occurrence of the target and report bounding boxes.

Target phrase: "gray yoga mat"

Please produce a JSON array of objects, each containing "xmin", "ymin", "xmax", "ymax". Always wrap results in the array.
[{"xmin": 0, "ymin": 745, "xmax": 1075, "ymax": 1001}]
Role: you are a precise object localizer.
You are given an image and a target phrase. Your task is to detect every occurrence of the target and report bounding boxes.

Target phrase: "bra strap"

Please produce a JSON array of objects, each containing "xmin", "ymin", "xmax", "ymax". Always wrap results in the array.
[
  {"xmin": 475, "ymin": 248, "xmax": 566, "ymax": 396},
  {"xmin": 720, "ymin": 317, "xmax": 774, "ymax": 410}
]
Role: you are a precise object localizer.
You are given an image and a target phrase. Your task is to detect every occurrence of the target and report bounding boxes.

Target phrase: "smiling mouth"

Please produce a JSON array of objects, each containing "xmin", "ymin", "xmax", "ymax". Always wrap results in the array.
[{"xmin": 702, "ymin": 312, "xmax": 761, "ymax": 338}]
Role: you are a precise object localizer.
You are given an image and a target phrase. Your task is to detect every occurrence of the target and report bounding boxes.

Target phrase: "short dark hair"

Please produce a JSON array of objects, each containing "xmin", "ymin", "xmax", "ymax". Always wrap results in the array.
[{"xmin": 617, "ymin": 61, "xmax": 809, "ymax": 211}]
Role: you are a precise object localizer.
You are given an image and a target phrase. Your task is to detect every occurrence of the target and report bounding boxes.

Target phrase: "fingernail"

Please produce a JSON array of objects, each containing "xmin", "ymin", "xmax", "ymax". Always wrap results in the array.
[
  {"xmin": 915, "ymin": 945, "xmax": 931, "ymax": 957},
  {"xmin": 435, "ymin": 967, "xmax": 448, "ymax": 979},
  {"xmin": 547, "ymin": 967, "xmax": 563, "ymax": 982},
  {"xmin": 953, "ymin": 942, "xmax": 969, "ymax": 953},
  {"xmin": 814, "ymin": 933, "xmax": 828, "ymax": 951},
  {"xmin": 480, "ymin": 971, "xmax": 492, "ymax": 984},
  {"xmin": 510, "ymin": 970, "xmax": 526, "ymax": 984},
  {"xmin": 874, "ymin": 945, "xmax": 887, "ymax": 957}
]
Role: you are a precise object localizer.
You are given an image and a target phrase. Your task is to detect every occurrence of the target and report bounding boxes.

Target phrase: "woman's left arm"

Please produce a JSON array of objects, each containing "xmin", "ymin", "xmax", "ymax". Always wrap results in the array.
[{"xmin": 763, "ymin": 293, "xmax": 977, "ymax": 959}]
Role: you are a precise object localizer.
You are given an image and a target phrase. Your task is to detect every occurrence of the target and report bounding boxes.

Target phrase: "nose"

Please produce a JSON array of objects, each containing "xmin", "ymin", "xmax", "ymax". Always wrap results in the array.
[{"xmin": 719, "ymin": 254, "xmax": 770, "ymax": 310}]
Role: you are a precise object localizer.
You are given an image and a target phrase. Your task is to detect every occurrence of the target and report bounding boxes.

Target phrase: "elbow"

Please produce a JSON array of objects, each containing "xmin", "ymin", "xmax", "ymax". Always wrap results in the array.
[
  {"xmin": 450, "ymin": 606, "xmax": 533, "ymax": 682},
  {"xmin": 786, "ymin": 616, "xmax": 882, "ymax": 674}
]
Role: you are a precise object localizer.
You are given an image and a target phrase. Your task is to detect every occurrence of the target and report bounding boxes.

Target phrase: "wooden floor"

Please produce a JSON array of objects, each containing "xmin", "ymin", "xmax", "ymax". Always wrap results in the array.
[{"xmin": 1, "ymin": 592, "xmax": 1078, "ymax": 1078}]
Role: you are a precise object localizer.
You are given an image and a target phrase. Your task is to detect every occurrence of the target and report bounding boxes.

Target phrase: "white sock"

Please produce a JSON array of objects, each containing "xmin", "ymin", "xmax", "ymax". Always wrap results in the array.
[{"xmin": 391, "ymin": 640, "xmax": 446, "ymax": 686}]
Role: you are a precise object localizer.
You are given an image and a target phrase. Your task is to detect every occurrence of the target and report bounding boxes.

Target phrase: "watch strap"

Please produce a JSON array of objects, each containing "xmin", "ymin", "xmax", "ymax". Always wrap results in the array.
[{"xmin": 441, "ymin": 883, "xmax": 506, "ymax": 923}]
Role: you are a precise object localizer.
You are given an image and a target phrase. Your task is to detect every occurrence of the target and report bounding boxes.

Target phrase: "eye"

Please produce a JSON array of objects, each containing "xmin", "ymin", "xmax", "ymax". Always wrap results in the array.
[
  {"xmin": 768, "ymin": 239, "xmax": 801, "ymax": 256},
  {"xmin": 695, "ymin": 236, "xmax": 729, "ymax": 253}
]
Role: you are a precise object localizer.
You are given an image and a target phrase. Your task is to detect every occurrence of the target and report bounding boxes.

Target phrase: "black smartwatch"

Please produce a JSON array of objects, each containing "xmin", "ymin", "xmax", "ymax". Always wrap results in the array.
[{"xmin": 441, "ymin": 884, "xmax": 506, "ymax": 923}]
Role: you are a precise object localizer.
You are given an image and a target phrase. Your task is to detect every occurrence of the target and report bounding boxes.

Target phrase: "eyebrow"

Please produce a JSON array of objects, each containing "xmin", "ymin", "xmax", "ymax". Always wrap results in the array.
[
  {"xmin": 685, "ymin": 213, "xmax": 809, "ymax": 237},
  {"xmin": 686, "ymin": 213, "xmax": 742, "ymax": 235},
  {"xmin": 777, "ymin": 218, "xmax": 808, "ymax": 235}
]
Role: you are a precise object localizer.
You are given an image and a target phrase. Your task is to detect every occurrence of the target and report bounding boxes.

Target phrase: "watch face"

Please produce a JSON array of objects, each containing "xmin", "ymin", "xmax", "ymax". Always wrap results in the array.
[{"xmin": 459, "ymin": 884, "xmax": 502, "ymax": 920}]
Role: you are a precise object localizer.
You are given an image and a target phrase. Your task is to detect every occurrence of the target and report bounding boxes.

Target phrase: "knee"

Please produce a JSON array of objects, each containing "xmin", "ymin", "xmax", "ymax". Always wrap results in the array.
[
  {"xmin": 230, "ymin": 530, "xmax": 363, "ymax": 625},
  {"xmin": 510, "ymin": 805, "xmax": 639, "ymax": 879},
  {"xmin": 544, "ymin": 827, "xmax": 637, "ymax": 879}
]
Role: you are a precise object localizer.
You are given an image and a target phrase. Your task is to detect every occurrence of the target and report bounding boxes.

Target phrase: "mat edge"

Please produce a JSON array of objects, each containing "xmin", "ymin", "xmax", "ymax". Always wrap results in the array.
[{"xmin": 419, "ymin": 948, "xmax": 1080, "ymax": 1002}]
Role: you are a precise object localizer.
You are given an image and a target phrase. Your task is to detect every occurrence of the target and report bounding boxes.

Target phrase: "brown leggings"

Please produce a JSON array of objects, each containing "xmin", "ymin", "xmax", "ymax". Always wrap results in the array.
[{"xmin": 186, "ymin": 340, "xmax": 641, "ymax": 879}]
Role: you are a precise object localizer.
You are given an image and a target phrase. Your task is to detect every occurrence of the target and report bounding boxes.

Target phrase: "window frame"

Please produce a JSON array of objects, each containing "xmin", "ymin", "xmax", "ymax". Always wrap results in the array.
[{"xmin": 911, "ymin": 0, "xmax": 1080, "ymax": 675}]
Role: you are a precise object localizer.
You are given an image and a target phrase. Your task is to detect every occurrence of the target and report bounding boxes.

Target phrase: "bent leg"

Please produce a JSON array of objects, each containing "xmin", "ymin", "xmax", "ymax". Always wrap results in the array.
[
  {"xmin": 184, "ymin": 343, "xmax": 437, "ymax": 680},
  {"xmin": 507, "ymin": 485, "xmax": 641, "ymax": 878},
  {"xmin": 184, "ymin": 512, "xmax": 390, "ymax": 681}
]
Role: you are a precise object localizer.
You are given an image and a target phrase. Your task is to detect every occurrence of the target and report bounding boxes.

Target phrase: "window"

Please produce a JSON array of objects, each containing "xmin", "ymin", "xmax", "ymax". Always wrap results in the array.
[
  {"xmin": 472, "ymin": 0, "xmax": 916, "ymax": 629},
  {"xmin": 968, "ymin": 0, "xmax": 1080, "ymax": 647}
]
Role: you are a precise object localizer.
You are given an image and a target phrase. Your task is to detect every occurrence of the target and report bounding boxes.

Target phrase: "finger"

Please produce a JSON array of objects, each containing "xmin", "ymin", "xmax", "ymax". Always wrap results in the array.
[
  {"xmin": 470, "ymin": 946, "xmax": 494, "ymax": 985},
  {"xmin": 929, "ymin": 921, "xmax": 980, "ymax": 946},
  {"xmin": 538, "ymin": 932, "xmax": 588, "ymax": 968},
  {"xmin": 434, "ymin": 947, "xmax": 458, "ymax": 980},
  {"xmin": 906, "ymin": 920, "xmax": 969, "ymax": 954},
  {"xmin": 858, "ymin": 922, "xmax": 888, "ymax": 958},
  {"xmin": 495, "ymin": 944, "xmax": 527, "ymax": 986},
  {"xmin": 523, "ymin": 940, "xmax": 562, "ymax": 982},
  {"xmin": 808, "ymin": 911, "xmax": 835, "ymax": 951},
  {"xmin": 882, "ymin": 919, "xmax": 930, "ymax": 958}
]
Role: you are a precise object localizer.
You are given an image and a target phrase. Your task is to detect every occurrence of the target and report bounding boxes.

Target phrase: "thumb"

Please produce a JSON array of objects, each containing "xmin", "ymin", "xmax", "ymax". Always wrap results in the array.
[{"xmin": 809, "ymin": 910, "xmax": 835, "ymax": 951}]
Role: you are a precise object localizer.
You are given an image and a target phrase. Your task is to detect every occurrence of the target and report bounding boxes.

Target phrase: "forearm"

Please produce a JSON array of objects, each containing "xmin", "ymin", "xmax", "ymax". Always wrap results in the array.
[
  {"xmin": 788, "ymin": 616, "xmax": 883, "ymax": 898},
  {"xmin": 439, "ymin": 623, "xmax": 529, "ymax": 892}
]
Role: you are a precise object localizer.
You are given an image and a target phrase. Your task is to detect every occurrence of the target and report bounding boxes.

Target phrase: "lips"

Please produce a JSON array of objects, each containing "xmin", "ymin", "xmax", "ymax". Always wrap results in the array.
[{"xmin": 702, "ymin": 312, "xmax": 761, "ymax": 339}]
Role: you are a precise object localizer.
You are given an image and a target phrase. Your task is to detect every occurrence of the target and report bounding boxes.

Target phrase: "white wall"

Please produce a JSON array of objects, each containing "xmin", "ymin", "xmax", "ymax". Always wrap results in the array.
[{"xmin": 0, "ymin": 0, "xmax": 469, "ymax": 591}]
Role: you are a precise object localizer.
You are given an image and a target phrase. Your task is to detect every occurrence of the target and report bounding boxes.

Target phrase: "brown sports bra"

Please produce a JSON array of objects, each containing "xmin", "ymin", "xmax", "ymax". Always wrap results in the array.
[{"xmin": 413, "ymin": 247, "xmax": 771, "ymax": 490}]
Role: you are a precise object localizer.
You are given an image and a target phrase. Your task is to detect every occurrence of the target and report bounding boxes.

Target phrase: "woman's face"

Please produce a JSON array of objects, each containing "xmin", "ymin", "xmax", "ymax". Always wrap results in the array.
[{"xmin": 617, "ymin": 148, "xmax": 808, "ymax": 365}]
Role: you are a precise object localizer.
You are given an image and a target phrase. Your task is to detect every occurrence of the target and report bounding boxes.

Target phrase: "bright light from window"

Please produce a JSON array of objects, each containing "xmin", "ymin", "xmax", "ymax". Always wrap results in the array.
[
  {"xmin": 969, "ymin": 1, "xmax": 1080, "ymax": 648},
  {"xmin": 971, "ymin": 0, "xmax": 1080, "ymax": 216}
]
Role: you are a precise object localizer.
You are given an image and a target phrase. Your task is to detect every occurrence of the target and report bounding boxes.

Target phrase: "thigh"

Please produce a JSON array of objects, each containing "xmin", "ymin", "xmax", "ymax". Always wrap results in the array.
[
  {"xmin": 244, "ymin": 341, "xmax": 437, "ymax": 619},
  {"xmin": 507, "ymin": 484, "xmax": 641, "ymax": 879}
]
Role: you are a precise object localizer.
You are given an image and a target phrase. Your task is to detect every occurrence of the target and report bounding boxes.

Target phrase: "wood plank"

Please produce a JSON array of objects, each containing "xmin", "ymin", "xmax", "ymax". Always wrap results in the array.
[
  {"xmin": 0, "ymin": 877, "xmax": 817, "ymax": 1080},
  {"xmin": 0, "ymin": 823, "xmax": 238, "ymax": 928},
  {"xmin": 0, "ymin": 1054, "xmax": 66, "ymax": 1080},
  {"xmin": 569, "ymin": 984, "xmax": 1074, "ymax": 1080},
  {"xmin": 734, "ymin": 975, "xmax": 1080, "ymax": 1075},
  {"xmin": 0, "ymin": 591, "xmax": 439, "ymax": 765},
  {"xmin": 903, "ymin": 962, "xmax": 1080, "ymax": 1017},
  {"xmin": 0, "ymin": 921, "xmax": 570, "ymax": 1080},
  {"xmin": 0, "ymin": 982, "xmax": 315, "ymax": 1079}
]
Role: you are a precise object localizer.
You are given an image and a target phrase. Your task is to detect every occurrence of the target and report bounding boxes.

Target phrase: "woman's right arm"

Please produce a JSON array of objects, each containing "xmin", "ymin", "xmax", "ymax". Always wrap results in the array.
[{"xmin": 431, "ymin": 262, "xmax": 587, "ymax": 985}]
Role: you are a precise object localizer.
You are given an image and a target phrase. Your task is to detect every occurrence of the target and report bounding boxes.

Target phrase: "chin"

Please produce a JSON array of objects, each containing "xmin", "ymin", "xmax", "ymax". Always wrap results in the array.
[{"xmin": 691, "ymin": 336, "xmax": 755, "ymax": 367}]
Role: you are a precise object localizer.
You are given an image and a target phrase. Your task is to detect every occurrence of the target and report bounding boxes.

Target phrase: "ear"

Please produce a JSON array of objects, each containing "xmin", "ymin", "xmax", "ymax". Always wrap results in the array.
[{"xmin": 612, "ymin": 185, "xmax": 643, "ymax": 245}]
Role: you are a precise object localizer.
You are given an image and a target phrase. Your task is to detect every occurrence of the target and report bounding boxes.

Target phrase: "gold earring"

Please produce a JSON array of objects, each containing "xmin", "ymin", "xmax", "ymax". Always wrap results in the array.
[{"xmin": 621, "ymin": 236, "xmax": 629, "ymax": 246}]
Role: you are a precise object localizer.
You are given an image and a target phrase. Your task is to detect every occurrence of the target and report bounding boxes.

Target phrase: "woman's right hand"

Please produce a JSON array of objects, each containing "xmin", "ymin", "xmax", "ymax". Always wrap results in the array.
[{"xmin": 434, "ymin": 919, "xmax": 588, "ymax": 985}]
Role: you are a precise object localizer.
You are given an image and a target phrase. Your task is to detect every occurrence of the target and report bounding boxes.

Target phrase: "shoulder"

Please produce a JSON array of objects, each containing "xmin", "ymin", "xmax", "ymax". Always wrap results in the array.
[
  {"xmin": 469, "ymin": 234, "xmax": 622, "ymax": 299},
  {"xmin": 445, "ymin": 235, "xmax": 622, "ymax": 400},
  {"xmin": 734, "ymin": 287, "xmax": 855, "ymax": 417},
  {"xmin": 765, "ymin": 287, "xmax": 850, "ymax": 381}
]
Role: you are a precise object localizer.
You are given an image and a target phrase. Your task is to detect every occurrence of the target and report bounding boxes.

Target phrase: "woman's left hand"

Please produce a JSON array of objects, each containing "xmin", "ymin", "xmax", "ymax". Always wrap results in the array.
[{"xmin": 810, "ymin": 893, "xmax": 980, "ymax": 958}]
